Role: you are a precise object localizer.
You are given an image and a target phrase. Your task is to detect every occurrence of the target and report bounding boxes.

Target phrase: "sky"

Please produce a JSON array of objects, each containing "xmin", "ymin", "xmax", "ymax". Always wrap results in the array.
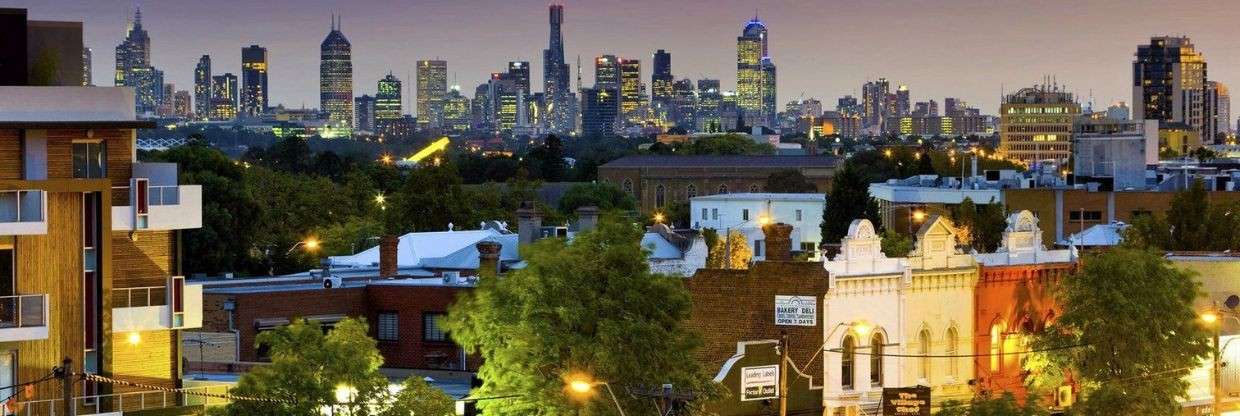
[{"xmin": 13, "ymin": 0, "xmax": 1240, "ymax": 116}]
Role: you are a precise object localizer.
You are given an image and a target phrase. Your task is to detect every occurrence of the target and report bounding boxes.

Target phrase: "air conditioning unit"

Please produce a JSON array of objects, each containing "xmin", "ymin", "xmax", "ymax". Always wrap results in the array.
[{"xmin": 322, "ymin": 275, "xmax": 343, "ymax": 289}]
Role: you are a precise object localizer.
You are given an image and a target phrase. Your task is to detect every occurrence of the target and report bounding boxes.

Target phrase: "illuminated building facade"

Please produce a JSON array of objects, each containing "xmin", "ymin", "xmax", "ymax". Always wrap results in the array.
[
  {"xmin": 114, "ymin": 8, "xmax": 161, "ymax": 115},
  {"xmin": 542, "ymin": 4, "xmax": 574, "ymax": 134},
  {"xmin": 581, "ymin": 87, "xmax": 618, "ymax": 137},
  {"xmin": 193, "ymin": 55, "xmax": 211, "ymax": 120},
  {"xmin": 594, "ymin": 55, "xmax": 620, "ymax": 89},
  {"xmin": 376, "ymin": 73, "xmax": 402, "ymax": 136},
  {"xmin": 319, "ymin": 15, "xmax": 354, "ymax": 128},
  {"xmin": 209, "ymin": 73, "xmax": 237, "ymax": 121},
  {"xmin": 696, "ymin": 79, "xmax": 722, "ymax": 132},
  {"xmin": 507, "ymin": 61, "xmax": 530, "ymax": 98},
  {"xmin": 736, "ymin": 17, "xmax": 776, "ymax": 128},
  {"xmin": 416, "ymin": 59, "xmax": 447, "ymax": 129},
  {"xmin": 998, "ymin": 84, "xmax": 1080, "ymax": 164},
  {"xmin": 862, "ymin": 78, "xmax": 890, "ymax": 131},
  {"xmin": 173, "ymin": 89, "xmax": 192, "ymax": 117},
  {"xmin": 619, "ymin": 58, "xmax": 643, "ymax": 124},
  {"xmin": 670, "ymin": 78, "xmax": 696, "ymax": 131},
  {"xmin": 355, "ymin": 94, "xmax": 375, "ymax": 133},
  {"xmin": 651, "ymin": 49, "xmax": 673, "ymax": 119},
  {"xmin": 489, "ymin": 74, "xmax": 519, "ymax": 133},
  {"xmin": 442, "ymin": 87, "xmax": 472, "ymax": 136},
  {"xmin": 1133, "ymin": 37, "xmax": 1207, "ymax": 142},
  {"xmin": 1208, "ymin": 81, "xmax": 1230, "ymax": 141},
  {"xmin": 240, "ymin": 44, "xmax": 268, "ymax": 118}
]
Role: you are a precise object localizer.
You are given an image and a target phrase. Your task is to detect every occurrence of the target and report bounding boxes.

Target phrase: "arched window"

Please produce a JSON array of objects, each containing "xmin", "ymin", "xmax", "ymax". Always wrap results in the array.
[
  {"xmin": 655, "ymin": 185, "xmax": 666, "ymax": 208},
  {"xmin": 841, "ymin": 335, "xmax": 856, "ymax": 390},
  {"xmin": 918, "ymin": 329, "xmax": 932, "ymax": 382},
  {"xmin": 870, "ymin": 332, "xmax": 884, "ymax": 387},
  {"xmin": 686, "ymin": 184, "xmax": 697, "ymax": 199},
  {"xmin": 946, "ymin": 327, "xmax": 959, "ymax": 378},
  {"xmin": 749, "ymin": 184, "xmax": 761, "ymax": 192},
  {"xmin": 718, "ymin": 184, "xmax": 728, "ymax": 194},
  {"xmin": 990, "ymin": 323, "xmax": 1004, "ymax": 372},
  {"xmin": 622, "ymin": 178, "xmax": 633, "ymax": 194}
]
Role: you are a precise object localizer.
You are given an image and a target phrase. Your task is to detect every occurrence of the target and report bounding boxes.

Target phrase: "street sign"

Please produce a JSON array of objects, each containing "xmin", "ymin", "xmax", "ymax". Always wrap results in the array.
[
  {"xmin": 882, "ymin": 386, "xmax": 931, "ymax": 416},
  {"xmin": 740, "ymin": 365, "xmax": 779, "ymax": 401},
  {"xmin": 775, "ymin": 295, "xmax": 816, "ymax": 326}
]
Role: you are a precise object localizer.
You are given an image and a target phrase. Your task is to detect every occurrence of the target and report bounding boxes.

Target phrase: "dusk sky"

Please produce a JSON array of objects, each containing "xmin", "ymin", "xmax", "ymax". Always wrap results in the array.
[{"xmin": 14, "ymin": 0, "xmax": 1239, "ymax": 114}]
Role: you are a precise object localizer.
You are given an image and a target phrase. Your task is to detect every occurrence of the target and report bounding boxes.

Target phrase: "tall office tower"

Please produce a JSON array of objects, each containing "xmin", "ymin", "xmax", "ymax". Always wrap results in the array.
[
  {"xmin": 415, "ymin": 59, "xmax": 447, "ymax": 129},
  {"xmin": 1207, "ymin": 81, "xmax": 1230, "ymax": 141},
  {"xmin": 737, "ymin": 16, "xmax": 776, "ymax": 128},
  {"xmin": 320, "ymin": 15, "xmax": 354, "ymax": 128},
  {"xmin": 507, "ymin": 61, "xmax": 531, "ymax": 98},
  {"xmin": 158, "ymin": 82, "xmax": 175, "ymax": 116},
  {"xmin": 542, "ymin": 4, "xmax": 573, "ymax": 134},
  {"xmin": 472, "ymin": 83, "xmax": 491, "ymax": 131},
  {"xmin": 355, "ymin": 95, "xmax": 376, "ymax": 133},
  {"xmin": 442, "ymin": 86, "xmax": 472, "ymax": 136},
  {"xmin": 173, "ymin": 90, "xmax": 192, "ymax": 117},
  {"xmin": 670, "ymin": 78, "xmax": 696, "ymax": 131},
  {"xmin": 618, "ymin": 58, "xmax": 642, "ymax": 123},
  {"xmin": 651, "ymin": 49, "xmax": 673, "ymax": 117},
  {"xmin": 861, "ymin": 78, "xmax": 890, "ymax": 130},
  {"xmin": 82, "ymin": 47, "xmax": 91, "ymax": 86},
  {"xmin": 193, "ymin": 55, "xmax": 211, "ymax": 119},
  {"xmin": 944, "ymin": 97, "xmax": 965, "ymax": 117},
  {"xmin": 837, "ymin": 95, "xmax": 860, "ymax": 115},
  {"xmin": 581, "ymin": 87, "xmax": 619, "ymax": 137},
  {"xmin": 1105, "ymin": 101, "xmax": 1131, "ymax": 121},
  {"xmin": 895, "ymin": 85, "xmax": 910, "ymax": 117},
  {"xmin": 375, "ymin": 73, "xmax": 402, "ymax": 135},
  {"xmin": 594, "ymin": 55, "xmax": 620, "ymax": 89},
  {"xmin": 240, "ymin": 45, "xmax": 268, "ymax": 118},
  {"xmin": 114, "ymin": 7, "xmax": 159, "ymax": 114},
  {"xmin": 696, "ymin": 79, "xmax": 723, "ymax": 132},
  {"xmin": 998, "ymin": 83, "xmax": 1080, "ymax": 164},
  {"xmin": 488, "ymin": 73, "xmax": 519, "ymax": 133},
  {"xmin": 210, "ymin": 73, "xmax": 238, "ymax": 121},
  {"xmin": 1133, "ymin": 36, "xmax": 1207, "ymax": 140}
]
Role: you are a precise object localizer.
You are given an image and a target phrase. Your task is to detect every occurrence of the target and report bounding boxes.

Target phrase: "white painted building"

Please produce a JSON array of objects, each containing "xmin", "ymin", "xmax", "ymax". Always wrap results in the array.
[{"xmin": 690, "ymin": 193, "xmax": 825, "ymax": 260}]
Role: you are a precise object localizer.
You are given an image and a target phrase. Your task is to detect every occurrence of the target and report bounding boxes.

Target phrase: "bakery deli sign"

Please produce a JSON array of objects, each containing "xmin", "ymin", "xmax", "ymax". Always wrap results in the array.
[{"xmin": 775, "ymin": 295, "xmax": 817, "ymax": 326}]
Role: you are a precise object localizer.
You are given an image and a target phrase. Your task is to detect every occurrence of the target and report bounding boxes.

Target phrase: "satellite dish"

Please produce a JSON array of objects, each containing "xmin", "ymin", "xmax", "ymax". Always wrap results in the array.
[{"xmin": 1225, "ymin": 295, "xmax": 1240, "ymax": 311}]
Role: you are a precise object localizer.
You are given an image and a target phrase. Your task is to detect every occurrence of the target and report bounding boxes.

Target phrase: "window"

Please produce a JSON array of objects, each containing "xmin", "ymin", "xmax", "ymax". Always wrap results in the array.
[
  {"xmin": 377, "ymin": 312, "xmax": 398, "ymax": 342},
  {"xmin": 753, "ymin": 240, "xmax": 764, "ymax": 257},
  {"xmin": 718, "ymin": 184, "xmax": 728, "ymax": 194},
  {"xmin": 796, "ymin": 209, "xmax": 803, "ymax": 222},
  {"xmin": 72, "ymin": 141, "xmax": 106, "ymax": 179},
  {"xmin": 711, "ymin": 208, "xmax": 718, "ymax": 220},
  {"xmin": 655, "ymin": 185, "xmax": 666, "ymax": 208},
  {"xmin": 423, "ymin": 313, "xmax": 448, "ymax": 342},
  {"xmin": 742, "ymin": 209, "xmax": 750, "ymax": 221},
  {"xmin": 990, "ymin": 323, "xmax": 1004, "ymax": 372},
  {"xmin": 749, "ymin": 184, "xmax": 760, "ymax": 192},
  {"xmin": 0, "ymin": 352, "xmax": 12, "ymax": 405},
  {"xmin": 701, "ymin": 208, "xmax": 708, "ymax": 221},
  {"xmin": 841, "ymin": 335, "xmax": 855, "ymax": 390},
  {"xmin": 946, "ymin": 327, "xmax": 959, "ymax": 378},
  {"xmin": 0, "ymin": 238, "xmax": 11, "ymax": 297},
  {"xmin": 918, "ymin": 329, "xmax": 932, "ymax": 381},
  {"xmin": 0, "ymin": 190, "xmax": 43, "ymax": 223},
  {"xmin": 1068, "ymin": 210, "xmax": 1102, "ymax": 221},
  {"xmin": 687, "ymin": 185, "xmax": 697, "ymax": 198},
  {"xmin": 870, "ymin": 332, "xmax": 884, "ymax": 387},
  {"xmin": 622, "ymin": 179, "xmax": 633, "ymax": 194}
]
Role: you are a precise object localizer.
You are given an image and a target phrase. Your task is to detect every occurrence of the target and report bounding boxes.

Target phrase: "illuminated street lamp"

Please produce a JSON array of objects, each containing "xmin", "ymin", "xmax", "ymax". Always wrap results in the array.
[
  {"xmin": 653, "ymin": 212, "xmax": 665, "ymax": 224},
  {"xmin": 565, "ymin": 374, "xmax": 627, "ymax": 416},
  {"xmin": 288, "ymin": 238, "xmax": 321, "ymax": 255}
]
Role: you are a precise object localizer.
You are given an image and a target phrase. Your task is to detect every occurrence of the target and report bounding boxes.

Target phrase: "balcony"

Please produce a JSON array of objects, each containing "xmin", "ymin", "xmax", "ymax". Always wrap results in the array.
[
  {"xmin": 0, "ymin": 294, "xmax": 49, "ymax": 342},
  {"xmin": 0, "ymin": 189, "xmax": 47, "ymax": 235},
  {"xmin": 112, "ymin": 278, "xmax": 202, "ymax": 332},
  {"xmin": 111, "ymin": 163, "xmax": 202, "ymax": 231}
]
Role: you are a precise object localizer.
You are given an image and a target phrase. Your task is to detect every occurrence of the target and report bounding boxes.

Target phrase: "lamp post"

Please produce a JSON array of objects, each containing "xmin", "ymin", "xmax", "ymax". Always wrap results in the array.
[
  {"xmin": 1200, "ymin": 303, "xmax": 1240, "ymax": 416},
  {"xmin": 566, "ymin": 376, "xmax": 626, "ymax": 416},
  {"xmin": 878, "ymin": 204, "xmax": 926, "ymax": 234}
]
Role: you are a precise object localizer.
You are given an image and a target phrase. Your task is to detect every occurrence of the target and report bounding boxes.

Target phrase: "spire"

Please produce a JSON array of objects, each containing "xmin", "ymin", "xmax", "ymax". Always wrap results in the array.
[
  {"xmin": 330, "ymin": 13, "xmax": 335, "ymax": 31},
  {"xmin": 134, "ymin": 6, "xmax": 143, "ymax": 28}
]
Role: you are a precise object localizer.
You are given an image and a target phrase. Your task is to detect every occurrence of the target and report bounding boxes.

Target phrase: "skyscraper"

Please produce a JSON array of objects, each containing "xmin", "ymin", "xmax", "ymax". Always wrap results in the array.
[
  {"xmin": 416, "ymin": 59, "xmax": 447, "ymax": 129},
  {"xmin": 489, "ymin": 73, "xmax": 519, "ymax": 133},
  {"xmin": 862, "ymin": 78, "xmax": 890, "ymax": 131},
  {"xmin": 998, "ymin": 83, "xmax": 1080, "ymax": 164},
  {"xmin": 1208, "ymin": 81, "xmax": 1230, "ymax": 140},
  {"xmin": 542, "ymin": 4, "xmax": 574, "ymax": 135},
  {"xmin": 594, "ymin": 55, "xmax": 620, "ymax": 89},
  {"xmin": 619, "ymin": 58, "xmax": 642, "ymax": 123},
  {"xmin": 114, "ymin": 7, "xmax": 159, "ymax": 114},
  {"xmin": 173, "ymin": 89, "xmax": 192, "ymax": 117},
  {"xmin": 355, "ymin": 95, "xmax": 376, "ymax": 133},
  {"xmin": 376, "ymin": 73, "xmax": 402, "ymax": 135},
  {"xmin": 581, "ymin": 87, "xmax": 619, "ymax": 137},
  {"xmin": 508, "ymin": 61, "xmax": 531, "ymax": 98},
  {"xmin": 320, "ymin": 15, "xmax": 354, "ymax": 128},
  {"xmin": 651, "ymin": 49, "xmax": 673, "ymax": 117},
  {"xmin": 895, "ymin": 85, "xmax": 910, "ymax": 117},
  {"xmin": 240, "ymin": 45, "xmax": 268, "ymax": 118},
  {"xmin": 1133, "ymin": 36, "xmax": 1207, "ymax": 140},
  {"xmin": 670, "ymin": 78, "xmax": 695, "ymax": 131},
  {"xmin": 210, "ymin": 73, "xmax": 238, "ymax": 121},
  {"xmin": 442, "ymin": 86, "xmax": 472, "ymax": 136},
  {"xmin": 737, "ymin": 16, "xmax": 776, "ymax": 129},
  {"xmin": 194, "ymin": 55, "xmax": 211, "ymax": 120},
  {"xmin": 696, "ymin": 79, "xmax": 722, "ymax": 132}
]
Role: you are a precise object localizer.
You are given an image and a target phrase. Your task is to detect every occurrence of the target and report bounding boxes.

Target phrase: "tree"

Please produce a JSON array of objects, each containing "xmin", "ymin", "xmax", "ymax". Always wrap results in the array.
[
  {"xmin": 880, "ymin": 229, "xmax": 913, "ymax": 257},
  {"xmin": 935, "ymin": 392, "xmax": 1046, "ymax": 416},
  {"xmin": 523, "ymin": 135, "xmax": 567, "ymax": 181},
  {"xmin": 764, "ymin": 169, "xmax": 818, "ymax": 193},
  {"xmin": 219, "ymin": 318, "xmax": 453, "ymax": 416},
  {"xmin": 952, "ymin": 197, "xmax": 1006, "ymax": 252},
  {"xmin": 1167, "ymin": 179, "xmax": 1209, "ymax": 250},
  {"xmin": 558, "ymin": 182, "xmax": 636, "ymax": 213},
  {"xmin": 916, "ymin": 151, "xmax": 936, "ymax": 175},
  {"xmin": 1121, "ymin": 213, "xmax": 1170, "ymax": 250},
  {"xmin": 444, "ymin": 217, "xmax": 714, "ymax": 415},
  {"xmin": 1027, "ymin": 248, "xmax": 1211, "ymax": 415},
  {"xmin": 706, "ymin": 230, "xmax": 752, "ymax": 269},
  {"xmin": 821, "ymin": 163, "xmax": 882, "ymax": 243}
]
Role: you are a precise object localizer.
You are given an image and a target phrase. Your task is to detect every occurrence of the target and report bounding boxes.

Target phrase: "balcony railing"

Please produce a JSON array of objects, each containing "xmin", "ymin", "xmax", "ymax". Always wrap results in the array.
[
  {"xmin": 112, "ymin": 279, "xmax": 202, "ymax": 332},
  {"xmin": 0, "ymin": 190, "xmax": 47, "ymax": 235},
  {"xmin": 113, "ymin": 286, "xmax": 167, "ymax": 308},
  {"xmin": 0, "ymin": 294, "xmax": 49, "ymax": 342},
  {"xmin": 16, "ymin": 384, "xmax": 232, "ymax": 415},
  {"xmin": 111, "ymin": 185, "xmax": 181, "ymax": 207}
]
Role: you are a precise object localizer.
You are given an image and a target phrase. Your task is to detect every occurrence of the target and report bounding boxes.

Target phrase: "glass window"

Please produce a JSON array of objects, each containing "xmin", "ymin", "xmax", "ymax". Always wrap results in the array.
[
  {"xmin": 701, "ymin": 208, "xmax": 707, "ymax": 221},
  {"xmin": 742, "ymin": 209, "xmax": 750, "ymax": 221},
  {"xmin": 796, "ymin": 209, "xmax": 802, "ymax": 222},
  {"xmin": 18, "ymin": 191, "xmax": 41, "ymax": 222},
  {"xmin": 0, "ymin": 239, "xmax": 12, "ymax": 297},
  {"xmin": 377, "ymin": 312, "xmax": 398, "ymax": 342},
  {"xmin": 841, "ymin": 335, "xmax": 855, "ymax": 390},
  {"xmin": 990, "ymin": 324, "xmax": 1003, "ymax": 372},
  {"xmin": 423, "ymin": 313, "xmax": 448, "ymax": 342},
  {"xmin": 946, "ymin": 327, "xmax": 959, "ymax": 378},
  {"xmin": 0, "ymin": 193, "xmax": 15, "ymax": 223},
  {"xmin": 655, "ymin": 185, "xmax": 665, "ymax": 208},
  {"xmin": 687, "ymin": 185, "xmax": 697, "ymax": 198},
  {"xmin": 711, "ymin": 208, "xmax": 718, "ymax": 220},
  {"xmin": 72, "ymin": 142, "xmax": 106, "ymax": 179},
  {"xmin": 754, "ymin": 240, "xmax": 764, "ymax": 257},
  {"xmin": 870, "ymin": 332, "xmax": 884, "ymax": 387},
  {"xmin": 919, "ymin": 329, "xmax": 932, "ymax": 381}
]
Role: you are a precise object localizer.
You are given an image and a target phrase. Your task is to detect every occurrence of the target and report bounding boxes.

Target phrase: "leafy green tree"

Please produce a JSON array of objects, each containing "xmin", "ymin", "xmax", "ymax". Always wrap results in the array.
[
  {"xmin": 1027, "ymin": 248, "xmax": 1211, "ymax": 415},
  {"xmin": 952, "ymin": 197, "xmax": 1006, "ymax": 252},
  {"xmin": 705, "ymin": 230, "xmax": 752, "ymax": 269},
  {"xmin": 220, "ymin": 318, "xmax": 453, "ymax": 416},
  {"xmin": 1167, "ymin": 179, "xmax": 1209, "ymax": 250},
  {"xmin": 916, "ymin": 151, "xmax": 936, "ymax": 175},
  {"xmin": 935, "ymin": 392, "xmax": 1046, "ymax": 416},
  {"xmin": 880, "ymin": 229, "xmax": 914, "ymax": 257},
  {"xmin": 821, "ymin": 163, "xmax": 882, "ymax": 243},
  {"xmin": 1121, "ymin": 213, "xmax": 1171, "ymax": 250},
  {"xmin": 764, "ymin": 169, "xmax": 819, "ymax": 193},
  {"xmin": 523, "ymin": 135, "xmax": 568, "ymax": 181},
  {"xmin": 678, "ymin": 134, "xmax": 775, "ymax": 155},
  {"xmin": 444, "ymin": 218, "xmax": 714, "ymax": 415},
  {"xmin": 314, "ymin": 217, "xmax": 383, "ymax": 257},
  {"xmin": 558, "ymin": 182, "xmax": 636, "ymax": 213},
  {"xmin": 389, "ymin": 162, "xmax": 480, "ymax": 233}
]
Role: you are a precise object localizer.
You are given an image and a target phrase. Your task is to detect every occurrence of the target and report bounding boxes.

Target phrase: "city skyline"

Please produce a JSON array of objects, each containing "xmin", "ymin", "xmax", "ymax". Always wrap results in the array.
[{"xmin": 13, "ymin": 0, "xmax": 1240, "ymax": 114}]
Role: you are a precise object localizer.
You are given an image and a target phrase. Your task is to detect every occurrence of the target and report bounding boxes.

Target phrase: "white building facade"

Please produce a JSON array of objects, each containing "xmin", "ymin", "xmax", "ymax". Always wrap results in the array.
[{"xmin": 690, "ymin": 193, "xmax": 825, "ymax": 259}]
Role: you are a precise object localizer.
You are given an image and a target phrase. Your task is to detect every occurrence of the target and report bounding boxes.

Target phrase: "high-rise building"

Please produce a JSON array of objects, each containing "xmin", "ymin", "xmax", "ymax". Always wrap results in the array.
[
  {"xmin": 489, "ymin": 73, "xmax": 519, "ymax": 133},
  {"xmin": 737, "ymin": 17, "xmax": 776, "ymax": 128},
  {"xmin": 696, "ymin": 79, "xmax": 723, "ymax": 132},
  {"xmin": 862, "ymin": 78, "xmax": 890, "ymax": 130},
  {"xmin": 114, "ymin": 8, "xmax": 160, "ymax": 114},
  {"xmin": 651, "ymin": 49, "xmax": 673, "ymax": 118},
  {"xmin": 320, "ymin": 15, "xmax": 354, "ymax": 128},
  {"xmin": 158, "ymin": 82, "xmax": 175, "ymax": 116},
  {"xmin": 1133, "ymin": 36, "xmax": 1207, "ymax": 140},
  {"xmin": 173, "ymin": 89, "xmax": 192, "ymax": 117},
  {"xmin": 193, "ymin": 55, "xmax": 211, "ymax": 119},
  {"xmin": 442, "ymin": 86, "xmax": 472, "ymax": 136},
  {"xmin": 998, "ymin": 83, "xmax": 1080, "ymax": 163},
  {"xmin": 944, "ymin": 97, "xmax": 967, "ymax": 117},
  {"xmin": 81, "ymin": 47, "xmax": 91, "ymax": 86},
  {"xmin": 210, "ymin": 73, "xmax": 237, "ymax": 121},
  {"xmin": 594, "ymin": 55, "xmax": 620, "ymax": 89},
  {"xmin": 240, "ymin": 45, "xmax": 268, "ymax": 118},
  {"xmin": 619, "ymin": 58, "xmax": 642, "ymax": 123},
  {"xmin": 1106, "ymin": 101, "xmax": 1130, "ymax": 121},
  {"xmin": 837, "ymin": 95, "xmax": 860, "ymax": 116},
  {"xmin": 472, "ymin": 83, "xmax": 491, "ymax": 131},
  {"xmin": 1207, "ymin": 81, "xmax": 1230, "ymax": 141},
  {"xmin": 581, "ymin": 87, "xmax": 619, "ymax": 137},
  {"xmin": 670, "ymin": 78, "xmax": 696, "ymax": 131},
  {"xmin": 895, "ymin": 85, "xmax": 910, "ymax": 117},
  {"xmin": 415, "ymin": 59, "xmax": 447, "ymax": 129},
  {"xmin": 507, "ymin": 61, "xmax": 531, "ymax": 98},
  {"xmin": 355, "ymin": 95, "xmax": 376, "ymax": 133},
  {"xmin": 376, "ymin": 73, "xmax": 402, "ymax": 135},
  {"xmin": 542, "ymin": 4, "xmax": 574, "ymax": 135}
]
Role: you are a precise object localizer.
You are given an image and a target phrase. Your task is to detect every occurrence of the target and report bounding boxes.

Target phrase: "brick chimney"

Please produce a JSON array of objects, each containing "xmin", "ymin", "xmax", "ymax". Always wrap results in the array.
[
  {"xmin": 762, "ymin": 222, "xmax": 794, "ymax": 262},
  {"xmin": 475, "ymin": 240, "xmax": 502, "ymax": 279},
  {"xmin": 576, "ymin": 206, "xmax": 600, "ymax": 233},
  {"xmin": 379, "ymin": 235, "xmax": 399, "ymax": 278},
  {"xmin": 516, "ymin": 201, "xmax": 542, "ymax": 245}
]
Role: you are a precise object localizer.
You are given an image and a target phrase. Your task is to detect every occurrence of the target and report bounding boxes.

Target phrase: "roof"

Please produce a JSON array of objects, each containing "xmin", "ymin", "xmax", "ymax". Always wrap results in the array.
[
  {"xmin": 1061, "ymin": 222, "xmax": 1128, "ymax": 247},
  {"xmin": 328, "ymin": 228, "xmax": 518, "ymax": 270},
  {"xmin": 600, "ymin": 155, "xmax": 839, "ymax": 169},
  {"xmin": 691, "ymin": 193, "xmax": 825, "ymax": 202},
  {"xmin": 0, "ymin": 86, "xmax": 141, "ymax": 125}
]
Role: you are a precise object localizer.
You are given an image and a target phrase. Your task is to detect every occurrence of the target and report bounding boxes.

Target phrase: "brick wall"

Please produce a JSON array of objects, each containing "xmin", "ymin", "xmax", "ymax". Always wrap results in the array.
[
  {"xmin": 364, "ymin": 284, "xmax": 480, "ymax": 371},
  {"xmin": 685, "ymin": 261, "xmax": 830, "ymax": 379},
  {"xmin": 203, "ymin": 287, "xmax": 367, "ymax": 362},
  {"xmin": 974, "ymin": 262, "xmax": 1074, "ymax": 402}
]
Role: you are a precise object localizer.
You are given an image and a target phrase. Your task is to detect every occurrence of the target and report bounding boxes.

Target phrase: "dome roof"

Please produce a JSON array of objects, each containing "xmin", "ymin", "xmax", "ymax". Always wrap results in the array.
[{"xmin": 742, "ymin": 18, "xmax": 766, "ymax": 37}]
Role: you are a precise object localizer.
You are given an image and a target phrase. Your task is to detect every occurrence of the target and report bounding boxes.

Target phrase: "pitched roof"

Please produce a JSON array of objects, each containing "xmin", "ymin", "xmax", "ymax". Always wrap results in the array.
[{"xmin": 600, "ymin": 155, "xmax": 840, "ymax": 169}]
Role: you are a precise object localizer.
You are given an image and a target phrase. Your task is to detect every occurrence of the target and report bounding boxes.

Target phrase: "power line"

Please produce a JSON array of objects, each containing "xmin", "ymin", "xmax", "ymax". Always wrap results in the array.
[{"xmin": 824, "ymin": 343, "xmax": 1087, "ymax": 358}]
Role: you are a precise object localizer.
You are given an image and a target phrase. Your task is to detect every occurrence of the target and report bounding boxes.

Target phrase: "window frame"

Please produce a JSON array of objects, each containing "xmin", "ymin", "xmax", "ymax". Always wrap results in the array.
[
  {"xmin": 422, "ymin": 312, "xmax": 449, "ymax": 343},
  {"xmin": 870, "ymin": 332, "xmax": 884, "ymax": 387},
  {"xmin": 841, "ymin": 335, "xmax": 856, "ymax": 390},
  {"xmin": 376, "ymin": 311, "xmax": 399, "ymax": 342}
]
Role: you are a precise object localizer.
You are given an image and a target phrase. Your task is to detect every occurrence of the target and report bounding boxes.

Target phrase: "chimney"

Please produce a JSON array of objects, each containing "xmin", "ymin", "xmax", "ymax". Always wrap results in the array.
[
  {"xmin": 475, "ymin": 240, "xmax": 502, "ymax": 279},
  {"xmin": 762, "ymin": 222, "xmax": 794, "ymax": 262},
  {"xmin": 576, "ymin": 206, "xmax": 600, "ymax": 233},
  {"xmin": 379, "ymin": 235, "xmax": 399, "ymax": 278},
  {"xmin": 516, "ymin": 201, "xmax": 542, "ymax": 245}
]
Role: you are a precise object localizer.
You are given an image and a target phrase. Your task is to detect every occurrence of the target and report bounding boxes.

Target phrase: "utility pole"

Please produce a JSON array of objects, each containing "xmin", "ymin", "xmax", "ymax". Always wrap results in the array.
[
  {"xmin": 1213, "ymin": 303, "xmax": 1222, "ymax": 416},
  {"xmin": 779, "ymin": 331, "xmax": 789, "ymax": 416},
  {"xmin": 59, "ymin": 357, "xmax": 73, "ymax": 416}
]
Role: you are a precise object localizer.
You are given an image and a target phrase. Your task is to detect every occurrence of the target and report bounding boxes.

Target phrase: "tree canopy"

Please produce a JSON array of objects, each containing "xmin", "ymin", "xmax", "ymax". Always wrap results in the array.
[
  {"xmin": 558, "ymin": 182, "xmax": 636, "ymax": 213},
  {"xmin": 935, "ymin": 392, "xmax": 1047, "ymax": 416},
  {"xmin": 821, "ymin": 162, "xmax": 882, "ymax": 244},
  {"xmin": 951, "ymin": 197, "xmax": 1007, "ymax": 252},
  {"xmin": 764, "ymin": 169, "xmax": 819, "ymax": 193},
  {"xmin": 1121, "ymin": 179, "xmax": 1240, "ymax": 251},
  {"xmin": 705, "ymin": 229, "xmax": 752, "ymax": 269}
]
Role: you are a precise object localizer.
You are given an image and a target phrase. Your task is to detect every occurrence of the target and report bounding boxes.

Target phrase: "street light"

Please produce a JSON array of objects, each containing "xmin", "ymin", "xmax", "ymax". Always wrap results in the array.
[
  {"xmin": 1199, "ymin": 302, "xmax": 1240, "ymax": 416},
  {"xmin": 653, "ymin": 212, "xmax": 665, "ymax": 224},
  {"xmin": 564, "ymin": 375, "xmax": 627, "ymax": 416},
  {"xmin": 287, "ymin": 238, "xmax": 320, "ymax": 255}
]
